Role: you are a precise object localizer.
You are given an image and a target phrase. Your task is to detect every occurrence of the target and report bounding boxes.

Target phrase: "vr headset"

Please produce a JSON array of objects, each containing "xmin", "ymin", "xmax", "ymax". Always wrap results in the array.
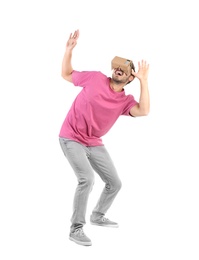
[{"xmin": 111, "ymin": 56, "xmax": 134, "ymax": 75}]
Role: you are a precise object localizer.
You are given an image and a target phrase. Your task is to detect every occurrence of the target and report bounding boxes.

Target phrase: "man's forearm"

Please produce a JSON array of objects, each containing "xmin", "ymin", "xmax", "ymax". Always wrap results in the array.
[
  {"xmin": 138, "ymin": 79, "xmax": 150, "ymax": 115},
  {"xmin": 61, "ymin": 49, "xmax": 73, "ymax": 78}
]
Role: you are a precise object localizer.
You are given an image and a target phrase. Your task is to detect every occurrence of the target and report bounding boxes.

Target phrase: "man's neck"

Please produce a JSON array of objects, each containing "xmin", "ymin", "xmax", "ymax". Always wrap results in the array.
[{"xmin": 110, "ymin": 80, "xmax": 124, "ymax": 92}]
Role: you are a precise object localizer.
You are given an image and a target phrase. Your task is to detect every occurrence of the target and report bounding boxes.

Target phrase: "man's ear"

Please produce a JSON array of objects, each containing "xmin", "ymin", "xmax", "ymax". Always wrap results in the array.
[{"xmin": 129, "ymin": 74, "xmax": 135, "ymax": 82}]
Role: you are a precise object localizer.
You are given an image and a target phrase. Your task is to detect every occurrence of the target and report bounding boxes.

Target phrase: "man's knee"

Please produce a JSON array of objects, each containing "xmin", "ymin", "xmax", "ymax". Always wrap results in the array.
[
  {"xmin": 115, "ymin": 178, "xmax": 122, "ymax": 191},
  {"xmin": 78, "ymin": 175, "xmax": 95, "ymax": 189},
  {"xmin": 106, "ymin": 178, "xmax": 122, "ymax": 192}
]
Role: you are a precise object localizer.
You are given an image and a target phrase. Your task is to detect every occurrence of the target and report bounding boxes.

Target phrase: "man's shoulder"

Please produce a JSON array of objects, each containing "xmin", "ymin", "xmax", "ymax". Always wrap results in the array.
[
  {"xmin": 86, "ymin": 71, "xmax": 107, "ymax": 77},
  {"xmin": 72, "ymin": 70, "xmax": 108, "ymax": 86},
  {"xmin": 94, "ymin": 71, "xmax": 108, "ymax": 79},
  {"xmin": 75, "ymin": 70, "xmax": 106, "ymax": 76}
]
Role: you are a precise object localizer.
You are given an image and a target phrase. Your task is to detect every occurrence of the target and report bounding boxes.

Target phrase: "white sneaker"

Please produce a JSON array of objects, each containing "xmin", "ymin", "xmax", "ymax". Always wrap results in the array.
[{"xmin": 69, "ymin": 228, "xmax": 92, "ymax": 246}]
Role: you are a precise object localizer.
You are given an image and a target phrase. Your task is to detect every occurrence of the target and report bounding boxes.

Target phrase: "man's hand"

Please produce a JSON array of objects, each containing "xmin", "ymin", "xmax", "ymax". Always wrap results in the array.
[
  {"xmin": 131, "ymin": 60, "xmax": 149, "ymax": 81},
  {"xmin": 66, "ymin": 30, "xmax": 79, "ymax": 50},
  {"xmin": 129, "ymin": 59, "xmax": 150, "ymax": 117},
  {"xmin": 61, "ymin": 30, "xmax": 79, "ymax": 81}
]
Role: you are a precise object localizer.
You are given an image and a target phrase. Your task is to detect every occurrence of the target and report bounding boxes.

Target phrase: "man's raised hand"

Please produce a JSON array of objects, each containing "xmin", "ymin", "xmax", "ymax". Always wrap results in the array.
[
  {"xmin": 66, "ymin": 29, "xmax": 79, "ymax": 50},
  {"xmin": 131, "ymin": 60, "xmax": 149, "ymax": 81}
]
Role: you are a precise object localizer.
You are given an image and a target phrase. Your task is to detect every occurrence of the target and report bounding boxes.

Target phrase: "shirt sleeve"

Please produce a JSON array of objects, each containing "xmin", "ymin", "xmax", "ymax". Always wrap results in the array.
[
  {"xmin": 72, "ymin": 70, "xmax": 95, "ymax": 87},
  {"xmin": 122, "ymin": 95, "xmax": 138, "ymax": 116}
]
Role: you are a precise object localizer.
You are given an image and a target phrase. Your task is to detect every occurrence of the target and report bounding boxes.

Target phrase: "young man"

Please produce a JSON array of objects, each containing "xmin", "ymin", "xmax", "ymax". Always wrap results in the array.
[{"xmin": 59, "ymin": 29, "xmax": 150, "ymax": 246}]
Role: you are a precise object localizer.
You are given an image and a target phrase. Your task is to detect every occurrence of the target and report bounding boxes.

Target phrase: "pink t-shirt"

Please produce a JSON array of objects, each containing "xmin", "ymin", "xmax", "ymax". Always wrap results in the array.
[{"xmin": 59, "ymin": 71, "xmax": 138, "ymax": 146}]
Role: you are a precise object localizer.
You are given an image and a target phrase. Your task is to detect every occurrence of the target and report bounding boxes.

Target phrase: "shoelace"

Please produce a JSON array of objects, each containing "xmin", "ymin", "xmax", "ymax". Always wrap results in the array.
[
  {"xmin": 101, "ymin": 217, "xmax": 109, "ymax": 222},
  {"xmin": 75, "ymin": 228, "xmax": 85, "ymax": 236}
]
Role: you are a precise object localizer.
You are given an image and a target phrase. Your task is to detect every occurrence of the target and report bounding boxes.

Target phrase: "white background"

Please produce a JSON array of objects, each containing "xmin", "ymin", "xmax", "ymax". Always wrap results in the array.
[{"xmin": 0, "ymin": 0, "xmax": 198, "ymax": 259}]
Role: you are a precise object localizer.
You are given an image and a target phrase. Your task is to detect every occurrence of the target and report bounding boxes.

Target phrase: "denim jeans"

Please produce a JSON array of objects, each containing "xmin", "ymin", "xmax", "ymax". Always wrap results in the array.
[{"xmin": 59, "ymin": 137, "xmax": 122, "ymax": 231}]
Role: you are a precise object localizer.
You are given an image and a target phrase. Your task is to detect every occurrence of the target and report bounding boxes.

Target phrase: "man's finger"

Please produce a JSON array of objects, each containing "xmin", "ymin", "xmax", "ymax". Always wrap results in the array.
[{"xmin": 68, "ymin": 33, "xmax": 72, "ymax": 40}]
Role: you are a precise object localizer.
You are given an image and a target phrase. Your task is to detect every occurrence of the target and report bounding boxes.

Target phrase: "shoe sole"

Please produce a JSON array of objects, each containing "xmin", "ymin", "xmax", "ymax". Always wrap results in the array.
[
  {"xmin": 69, "ymin": 236, "xmax": 92, "ymax": 246},
  {"xmin": 90, "ymin": 222, "xmax": 119, "ymax": 228}
]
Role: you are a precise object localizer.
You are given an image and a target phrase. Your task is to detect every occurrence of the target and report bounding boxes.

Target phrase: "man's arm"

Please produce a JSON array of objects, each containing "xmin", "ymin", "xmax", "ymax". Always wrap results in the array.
[
  {"xmin": 130, "ymin": 60, "xmax": 150, "ymax": 117},
  {"xmin": 61, "ymin": 30, "xmax": 79, "ymax": 82}
]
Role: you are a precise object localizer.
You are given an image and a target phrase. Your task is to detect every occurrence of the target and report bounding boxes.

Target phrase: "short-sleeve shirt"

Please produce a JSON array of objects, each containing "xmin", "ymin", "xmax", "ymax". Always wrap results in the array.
[{"xmin": 59, "ymin": 71, "xmax": 138, "ymax": 146}]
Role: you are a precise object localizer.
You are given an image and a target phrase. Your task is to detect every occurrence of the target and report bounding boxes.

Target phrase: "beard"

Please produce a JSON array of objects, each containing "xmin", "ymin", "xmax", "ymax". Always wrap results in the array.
[{"xmin": 112, "ymin": 74, "xmax": 129, "ymax": 85}]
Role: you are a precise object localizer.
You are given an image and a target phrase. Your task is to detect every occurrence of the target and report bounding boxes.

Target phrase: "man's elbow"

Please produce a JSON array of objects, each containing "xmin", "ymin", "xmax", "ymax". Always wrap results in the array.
[
  {"xmin": 141, "ymin": 108, "xmax": 150, "ymax": 116},
  {"xmin": 130, "ymin": 109, "xmax": 150, "ymax": 117},
  {"xmin": 61, "ymin": 72, "xmax": 73, "ymax": 82},
  {"xmin": 135, "ymin": 107, "xmax": 150, "ymax": 117},
  {"xmin": 138, "ymin": 104, "xmax": 150, "ymax": 116},
  {"xmin": 61, "ymin": 71, "xmax": 68, "ymax": 79},
  {"xmin": 142, "ymin": 109, "xmax": 150, "ymax": 116},
  {"xmin": 61, "ymin": 73, "xmax": 67, "ymax": 80}
]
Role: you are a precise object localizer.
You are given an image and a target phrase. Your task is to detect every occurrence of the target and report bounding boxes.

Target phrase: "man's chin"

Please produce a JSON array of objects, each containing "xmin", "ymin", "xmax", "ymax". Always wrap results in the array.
[{"xmin": 112, "ymin": 78, "xmax": 122, "ymax": 84}]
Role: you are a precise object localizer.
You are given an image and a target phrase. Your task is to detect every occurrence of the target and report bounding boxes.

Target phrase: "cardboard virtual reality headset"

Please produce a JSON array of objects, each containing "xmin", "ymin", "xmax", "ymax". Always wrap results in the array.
[{"xmin": 111, "ymin": 56, "xmax": 133, "ymax": 75}]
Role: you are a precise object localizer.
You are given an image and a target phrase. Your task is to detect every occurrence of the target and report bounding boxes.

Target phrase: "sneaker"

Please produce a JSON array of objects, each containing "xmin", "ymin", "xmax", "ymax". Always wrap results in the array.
[
  {"xmin": 90, "ymin": 215, "xmax": 119, "ymax": 228},
  {"xmin": 69, "ymin": 228, "xmax": 92, "ymax": 246}
]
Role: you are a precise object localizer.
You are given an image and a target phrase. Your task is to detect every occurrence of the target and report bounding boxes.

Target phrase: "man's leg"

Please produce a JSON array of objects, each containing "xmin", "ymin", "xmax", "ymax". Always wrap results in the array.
[
  {"xmin": 59, "ymin": 138, "xmax": 95, "ymax": 231},
  {"xmin": 88, "ymin": 145, "xmax": 122, "ymax": 224}
]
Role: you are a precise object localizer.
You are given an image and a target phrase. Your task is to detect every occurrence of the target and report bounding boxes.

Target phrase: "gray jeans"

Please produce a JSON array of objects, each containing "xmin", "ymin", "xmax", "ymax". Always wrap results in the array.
[{"xmin": 59, "ymin": 137, "xmax": 122, "ymax": 231}]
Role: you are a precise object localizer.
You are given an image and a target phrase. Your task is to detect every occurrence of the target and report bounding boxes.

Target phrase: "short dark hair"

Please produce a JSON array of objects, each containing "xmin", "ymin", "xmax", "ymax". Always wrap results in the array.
[
  {"xmin": 130, "ymin": 61, "xmax": 135, "ymax": 72},
  {"xmin": 125, "ymin": 61, "xmax": 135, "ymax": 85}
]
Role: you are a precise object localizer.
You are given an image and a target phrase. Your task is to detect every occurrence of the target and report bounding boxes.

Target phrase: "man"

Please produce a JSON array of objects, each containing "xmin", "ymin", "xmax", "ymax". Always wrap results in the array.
[{"xmin": 59, "ymin": 29, "xmax": 150, "ymax": 246}]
